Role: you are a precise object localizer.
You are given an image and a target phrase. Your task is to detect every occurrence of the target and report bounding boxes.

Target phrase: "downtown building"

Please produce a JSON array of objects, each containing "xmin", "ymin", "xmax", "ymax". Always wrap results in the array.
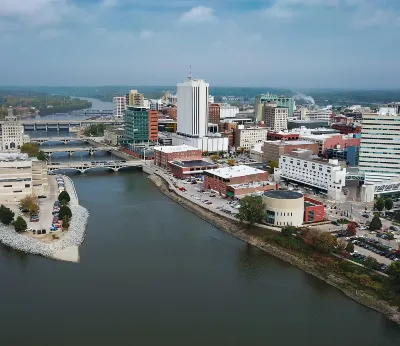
[
  {"xmin": 0, "ymin": 109, "xmax": 27, "ymax": 151},
  {"xmin": 171, "ymin": 78, "xmax": 228, "ymax": 152},
  {"xmin": 113, "ymin": 96, "xmax": 126, "ymax": 118},
  {"xmin": 255, "ymin": 93, "xmax": 294, "ymax": 121}
]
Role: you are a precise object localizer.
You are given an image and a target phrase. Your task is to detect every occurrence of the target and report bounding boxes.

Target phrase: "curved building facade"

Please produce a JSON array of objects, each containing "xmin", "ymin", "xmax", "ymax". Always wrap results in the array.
[{"xmin": 263, "ymin": 190, "xmax": 304, "ymax": 227}]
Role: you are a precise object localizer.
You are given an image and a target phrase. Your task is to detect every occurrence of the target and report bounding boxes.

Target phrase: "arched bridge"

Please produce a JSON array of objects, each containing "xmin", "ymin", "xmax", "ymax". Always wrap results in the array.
[
  {"xmin": 42, "ymin": 146, "xmax": 112, "ymax": 156},
  {"xmin": 47, "ymin": 160, "xmax": 144, "ymax": 173}
]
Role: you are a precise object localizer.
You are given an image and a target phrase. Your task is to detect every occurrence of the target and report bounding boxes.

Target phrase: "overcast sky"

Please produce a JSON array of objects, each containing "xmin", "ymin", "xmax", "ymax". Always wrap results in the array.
[{"xmin": 0, "ymin": 0, "xmax": 399, "ymax": 88}]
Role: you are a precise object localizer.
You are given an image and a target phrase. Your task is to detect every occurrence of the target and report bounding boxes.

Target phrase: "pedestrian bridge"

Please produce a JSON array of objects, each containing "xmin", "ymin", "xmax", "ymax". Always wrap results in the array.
[
  {"xmin": 47, "ymin": 160, "xmax": 144, "ymax": 173},
  {"xmin": 42, "ymin": 146, "xmax": 111, "ymax": 156}
]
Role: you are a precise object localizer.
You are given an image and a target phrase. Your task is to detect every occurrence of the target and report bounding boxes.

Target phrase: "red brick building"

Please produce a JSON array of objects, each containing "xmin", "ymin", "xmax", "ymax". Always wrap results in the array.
[
  {"xmin": 331, "ymin": 123, "xmax": 361, "ymax": 135},
  {"xmin": 148, "ymin": 110, "xmax": 158, "ymax": 141},
  {"xmin": 219, "ymin": 122, "xmax": 237, "ymax": 147},
  {"xmin": 303, "ymin": 197, "xmax": 325, "ymax": 223},
  {"xmin": 203, "ymin": 165, "xmax": 270, "ymax": 196},
  {"xmin": 267, "ymin": 131, "xmax": 300, "ymax": 141},
  {"xmin": 154, "ymin": 145, "xmax": 202, "ymax": 169},
  {"xmin": 209, "ymin": 103, "xmax": 221, "ymax": 124},
  {"xmin": 162, "ymin": 106, "xmax": 177, "ymax": 120},
  {"xmin": 169, "ymin": 160, "xmax": 218, "ymax": 179}
]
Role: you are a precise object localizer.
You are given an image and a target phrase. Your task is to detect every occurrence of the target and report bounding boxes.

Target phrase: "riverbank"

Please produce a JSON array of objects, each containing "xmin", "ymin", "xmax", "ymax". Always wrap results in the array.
[
  {"xmin": 148, "ymin": 173, "xmax": 400, "ymax": 325},
  {"xmin": 0, "ymin": 176, "xmax": 89, "ymax": 263}
]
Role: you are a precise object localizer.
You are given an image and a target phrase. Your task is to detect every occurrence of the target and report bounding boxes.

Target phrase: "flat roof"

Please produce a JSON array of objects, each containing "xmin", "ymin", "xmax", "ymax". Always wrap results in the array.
[
  {"xmin": 264, "ymin": 190, "xmax": 303, "ymax": 199},
  {"xmin": 170, "ymin": 160, "xmax": 216, "ymax": 168},
  {"xmin": 265, "ymin": 140, "xmax": 315, "ymax": 146},
  {"xmin": 154, "ymin": 145, "xmax": 199, "ymax": 153},
  {"xmin": 204, "ymin": 165, "xmax": 265, "ymax": 179}
]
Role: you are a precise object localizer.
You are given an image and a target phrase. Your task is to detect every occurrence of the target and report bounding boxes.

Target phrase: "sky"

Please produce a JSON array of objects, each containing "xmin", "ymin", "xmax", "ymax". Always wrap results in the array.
[{"xmin": 0, "ymin": 0, "xmax": 399, "ymax": 88}]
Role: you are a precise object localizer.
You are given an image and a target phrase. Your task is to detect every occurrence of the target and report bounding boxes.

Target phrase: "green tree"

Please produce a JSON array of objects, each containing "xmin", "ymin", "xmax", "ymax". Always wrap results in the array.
[
  {"xmin": 312, "ymin": 232, "xmax": 337, "ymax": 253},
  {"xmin": 387, "ymin": 232, "xmax": 395, "ymax": 240},
  {"xmin": 20, "ymin": 143, "xmax": 40, "ymax": 157},
  {"xmin": 0, "ymin": 205, "xmax": 15, "ymax": 225},
  {"xmin": 345, "ymin": 242, "xmax": 354, "ymax": 253},
  {"xmin": 84, "ymin": 124, "xmax": 105, "ymax": 136},
  {"xmin": 37, "ymin": 150, "xmax": 46, "ymax": 161},
  {"xmin": 218, "ymin": 151, "xmax": 224, "ymax": 157},
  {"xmin": 282, "ymin": 225, "xmax": 296, "ymax": 237},
  {"xmin": 19, "ymin": 195, "xmax": 39, "ymax": 216},
  {"xmin": 12, "ymin": 216, "xmax": 27, "ymax": 232},
  {"xmin": 62, "ymin": 215, "xmax": 70, "ymax": 230},
  {"xmin": 210, "ymin": 154, "xmax": 220, "ymax": 163},
  {"xmin": 369, "ymin": 214, "xmax": 382, "ymax": 231},
  {"xmin": 58, "ymin": 191, "xmax": 70, "ymax": 204},
  {"xmin": 236, "ymin": 196, "xmax": 266, "ymax": 226},
  {"xmin": 364, "ymin": 256, "xmax": 380, "ymax": 270},
  {"xmin": 385, "ymin": 198, "xmax": 393, "ymax": 211},
  {"xmin": 375, "ymin": 198, "xmax": 385, "ymax": 211},
  {"xmin": 387, "ymin": 262, "xmax": 400, "ymax": 283},
  {"xmin": 58, "ymin": 205, "xmax": 72, "ymax": 220},
  {"xmin": 267, "ymin": 160, "xmax": 279, "ymax": 173}
]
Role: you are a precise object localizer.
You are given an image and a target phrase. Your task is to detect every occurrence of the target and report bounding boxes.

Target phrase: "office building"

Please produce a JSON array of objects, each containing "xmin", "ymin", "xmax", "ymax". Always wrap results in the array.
[
  {"xmin": 153, "ymin": 145, "xmax": 202, "ymax": 169},
  {"xmin": 326, "ymin": 146, "xmax": 359, "ymax": 166},
  {"xmin": 299, "ymin": 133, "xmax": 360, "ymax": 157},
  {"xmin": 274, "ymin": 150, "xmax": 346, "ymax": 200},
  {"xmin": 219, "ymin": 122, "xmax": 237, "ymax": 148},
  {"xmin": 126, "ymin": 90, "xmax": 145, "ymax": 107},
  {"xmin": 234, "ymin": 126, "xmax": 268, "ymax": 150},
  {"xmin": 220, "ymin": 104, "xmax": 240, "ymax": 119},
  {"xmin": 358, "ymin": 108, "xmax": 400, "ymax": 183},
  {"xmin": 262, "ymin": 140, "xmax": 318, "ymax": 164},
  {"xmin": 255, "ymin": 93, "xmax": 294, "ymax": 121},
  {"xmin": 122, "ymin": 106, "xmax": 158, "ymax": 145},
  {"xmin": 209, "ymin": 104, "xmax": 221, "ymax": 124},
  {"xmin": 113, "ymin": 96, "xmax": 126, "ymax": 118},
  {"xmin": 0, "ymin": 109, "xmax": 25, "ymax": 151},
  {"xmin": 263, "ymin": 103, "xmax": 288, "ymax": 131}
]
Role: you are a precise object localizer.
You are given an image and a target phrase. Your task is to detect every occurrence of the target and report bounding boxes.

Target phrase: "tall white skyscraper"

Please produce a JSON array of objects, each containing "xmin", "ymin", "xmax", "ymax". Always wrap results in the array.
[
  {"xmin": 113, "ymin": 96, "xmax": 126, "ymax": 118},
  {"xmin": 358, "ymin": 109, "xmax": 400, "ymax": 183},
  {"xmin": 177, "ymin": 78, "xmax": 209, "ymax": 138}
]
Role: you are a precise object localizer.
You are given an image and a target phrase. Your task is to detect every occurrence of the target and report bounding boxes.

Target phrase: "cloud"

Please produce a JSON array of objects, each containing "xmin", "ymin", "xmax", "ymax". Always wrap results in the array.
[
  {"xmin": 263, "ymin": 4, "xmax": 295, "ymax": 19},
  {"xmin": 179, "ymin": 6, "xmax": 215, "ymax": 23},
  {"xmin": 139, "ymin": 29, "xmax": 154, "ymax": 39},
  {"xmin": 101, "ymin": 0, "xmax": 118, "ymax": 8}
]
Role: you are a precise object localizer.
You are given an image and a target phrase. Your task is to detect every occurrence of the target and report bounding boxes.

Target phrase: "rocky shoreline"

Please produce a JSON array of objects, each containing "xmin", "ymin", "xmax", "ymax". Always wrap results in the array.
[
  {"xmin": 0, "ymin": 176, "xmax": 89, "ymax": 261},
  {"xmin": 148, "ymin": 173, "xmax": 400, "ymax": 325}
]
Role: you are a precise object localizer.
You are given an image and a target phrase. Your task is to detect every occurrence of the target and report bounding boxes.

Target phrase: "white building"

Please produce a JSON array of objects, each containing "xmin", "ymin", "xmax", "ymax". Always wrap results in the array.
[
  {"xmin": 274, "ymin": 150, "xmax": 346, "ymax": 201},
  {"xmin": 177, "ymin": 77, "xmax": 209, "ymax": 138},
  {"xmin": 113, "ymin": 96, "xmax": 126, "ymax": 118},
  {"xmin": 263, "ymin": 103, "xmax": 288, "ymax": 131},
  {"xmin": 294, "ymin": 108, "xmax": 332, "ymax": 122},
  {"xmin": 220, "ymin": 104, "xmax": 240, "ymax": 119},
  {"xmin": 171, "ymin": 133, "xmax": 228, "ymax": 152},
  {"xmin": 234, "ymin": 126, "xmax": 268, "ymax": 149},
  {"xmin": 149, "ymin": 99, "xmax": 164, "ymax": 111},
  {"xmin": 209, "ymin": 95, "xmax": 215, "ymax": 104},
  {"xmin": 250, "ymin": 143, "xmax": 264, "ymax": 162},
  {"xmin": 0, "ymin": 109, "xmax": 25, "ymax": 151},
  {"xmin": 358, "ymin": 108, "xmax": 400, "ymax": 183}
]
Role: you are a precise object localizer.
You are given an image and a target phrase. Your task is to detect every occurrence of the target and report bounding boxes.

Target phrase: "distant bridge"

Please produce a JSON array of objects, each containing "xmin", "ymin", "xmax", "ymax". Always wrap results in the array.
[
  {"xmin": 31, "ymin": 136, "xmax": 103, "ymax": 144},
  {"xmin": 69, "ymin": 110, "xmax": 113, "ymax": 115},
  {"xmin": 42, "ymin": 146, "xmax": 112, "ymax": 156},
  {"xmin": 47, "ymin": 160, "xmax": 144, "ymax": 173}
]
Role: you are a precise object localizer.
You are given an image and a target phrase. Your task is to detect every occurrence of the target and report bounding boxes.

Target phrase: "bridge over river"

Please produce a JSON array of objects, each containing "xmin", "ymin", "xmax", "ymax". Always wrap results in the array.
[
  {"xmin": 48, "ymin": 160, "xmax": 144, "ymax": 173},
  {"xmin": 42, "ymin": 146, "xmax": 112, "ymax": 156}
]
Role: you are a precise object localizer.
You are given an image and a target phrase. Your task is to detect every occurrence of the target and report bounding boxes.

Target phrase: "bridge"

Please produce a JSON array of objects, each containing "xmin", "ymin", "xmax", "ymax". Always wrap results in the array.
[
  {"xmin": 31, "ymin": 136, "xmax": 103, "ymax": 144},
  {"xmin": 0, "ymin": 118, "xmax": 124, "ymax": 131},
  {"xmin": 47, "ymin": 160, "xmax": 144, "ymax": 173},
  {"xmin": 42, "ymin": 146, "xmax": 112, "ymax": 156},
  {"xmin": 70, "ymin": 110, "xmax": 113, "ymax": 115}
]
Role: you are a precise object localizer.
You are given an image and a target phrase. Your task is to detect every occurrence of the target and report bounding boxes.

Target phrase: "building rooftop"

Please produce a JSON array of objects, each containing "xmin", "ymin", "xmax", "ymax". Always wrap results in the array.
[
  {"xmin": 204, "ymin": 165, "xmax": 266, "ymax": 179},
  {"xmin": 264, "ymin": 140, "xmax": 316, "ymax": 146},
  {"xmin": 154, "ymin": 145, "xmax": 199, "ymax": 153},
  {"xmin": 264, "ymin": 190, "xmax": 303, "ymax": 199},
  {"xmin": 229, "ymin": 181, "xmax": 274, "ymax": 189},
  {"xmin": 170, "ymin": 160, "xmax": 216, "ymax": 168}
]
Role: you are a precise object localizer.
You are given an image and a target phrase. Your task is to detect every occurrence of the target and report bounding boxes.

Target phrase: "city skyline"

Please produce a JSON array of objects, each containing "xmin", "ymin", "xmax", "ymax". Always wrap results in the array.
[{"xmin": 0, "ymin": 0, "xmax": 399, "ymax": 88}]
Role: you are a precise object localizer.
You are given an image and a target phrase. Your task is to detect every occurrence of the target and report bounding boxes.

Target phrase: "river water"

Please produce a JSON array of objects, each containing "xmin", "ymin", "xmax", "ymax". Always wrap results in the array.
[{"xmin": 0, "ymin": 171, "xmax": 399, "ymax": 346}]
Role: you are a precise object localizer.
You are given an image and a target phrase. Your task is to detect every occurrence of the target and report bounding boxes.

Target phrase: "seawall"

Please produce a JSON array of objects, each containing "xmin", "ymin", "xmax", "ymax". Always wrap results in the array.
[
  {"xmin": 0, "ymin": 176, "xmax": 90, "ymax": 263},
  {"xmin": 148, "ymin": 173, "xmax": 400, "ymax": 325}
]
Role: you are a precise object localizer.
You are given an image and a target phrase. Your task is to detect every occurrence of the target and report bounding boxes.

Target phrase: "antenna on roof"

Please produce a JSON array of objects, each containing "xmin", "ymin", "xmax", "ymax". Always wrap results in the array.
[{"xmin": 189, "ymin": 65, "xmax": 192, "ymax": 80}]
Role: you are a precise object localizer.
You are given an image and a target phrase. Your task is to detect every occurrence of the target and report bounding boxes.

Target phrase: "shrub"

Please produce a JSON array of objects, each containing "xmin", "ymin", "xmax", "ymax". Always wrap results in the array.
[
  {"xmin": 0, "ymin": 205, "xmax": 15, "ymax": 225},
  {"xmin": 12, "ymin": 216, "xmax": 27, "ymax": 232},
  {"xmin": 58, "ymin": 205, "xmax": 72, "ymax": 220},
  {"xmin": 58, "ymin": 191, "xmax": 70, "ymax": 203}
]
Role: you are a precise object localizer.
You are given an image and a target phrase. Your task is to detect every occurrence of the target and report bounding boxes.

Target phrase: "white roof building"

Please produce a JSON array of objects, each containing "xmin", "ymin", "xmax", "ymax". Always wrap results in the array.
[
  {"xmin": 204, "ymin": 165, "xmax": 265, "ymax": 179},
  {"xmin": 153, "ymin": 144, "xmax": 199, "ymax": 153}
]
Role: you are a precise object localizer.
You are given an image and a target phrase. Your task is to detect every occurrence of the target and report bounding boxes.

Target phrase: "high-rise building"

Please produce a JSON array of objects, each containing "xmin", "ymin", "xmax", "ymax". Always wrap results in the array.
[
  {"xmin": 358, "ymin": 109, "xmax": 400, "ymax": 183},
  {"xmin": 0, "ymin": 108, "xmax": 25, "ymax": 151},
  {"xmin": 209, "ymin": 103, "xmax": 220, "ymax": 124},
  {"xmin": 263, "ymin": 102, "xmax": 288, "ymax": 131},
  {"xmin": 122, "ymin": 106, "xmax": 158, "ymax": 144},
  {"xmin": 220, "ymin": 104, "xmax": 240, "ymax": 119},
  {"xmin": 255, "ymin": 93, "xmax": 294, "ymax": 121},
  {"xmin": 113, "ymin": 96, "xmax": 126, "ymax": 118},
  {"xmin": 177, "ymin": 78, "xmax": 209, "ymax": 138}
]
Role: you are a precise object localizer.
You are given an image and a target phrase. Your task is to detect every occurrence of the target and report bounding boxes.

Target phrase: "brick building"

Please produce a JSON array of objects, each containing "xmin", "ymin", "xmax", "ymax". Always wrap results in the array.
[
  {"xmin": 267, "ymin": 131, "xmax": 300, "ymax": 141},
  {"xmin": 154, "ymin": 145, "xmax": 202, "ymax": 169},
  {"xmin": 303, "ymin": 196, "xmax": 325, "ymax": 223},
  {"xmin": 162, "ymin": 106, "xmax": 177, "ymax": 120},
  {"xmin": 262, "ymin": 140, "xmax": 319, "ymax": 164},
  {"xmin": 203, "ymin": 165, "xmax": 270, "ymax": 196},
  {"xmin": 209, "ymin": 103, "xmax": 221, "ymax": 124},
  {"xmin": 219, "ymin": 122, "xmax": 237, "ymax": 147},
  {"xmin": 169, "ymin": 160, "xmax": 217, "ymax": 179},
  {"xmin": 300, "ymin": 133, "xmax": 360, "ymax": 157}
]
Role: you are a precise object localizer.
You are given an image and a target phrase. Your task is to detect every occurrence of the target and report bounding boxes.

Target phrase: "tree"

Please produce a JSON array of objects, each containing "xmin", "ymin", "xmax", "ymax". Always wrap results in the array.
[
  {"xmin": 375, "ymin": 198, "xmax": 385, "ymax": 211},
  {"xmin": 218, "ymin": 151, "xmax": 224, "ymax": 157},
  {"xmin": 369, "ymin": 214, "xmax": 382, "ymax": 231},
  {"xmin": 387, "ymin": 232, "xmax": 395, "ymax": 240},
  {"xmin": 210, "ymin": 154, "xmax": 220, "ymax": 163},
  {"xmin": 12, "ymin": 216, "xmax": 27, "ymax": 232},
  {"xmin": 37, "ymin": 150, "xmax": 46, "ymax": 161},
  {"xmin": 58, "ymin": 205, "xmax": 72, "ymax": 220},
  {"xmin": 267, "ymin": 160, "xmax": 279, "ymax": 173},
  {"xmin": 227, "ymin": 159, "xmax": 236, "ymax": 166},
  {"xmin": 345, "ymin": 222, "xmax": 357, "ymax": 236},
  {"xmin": 364, "ymin": 256, "xmax": 380, "ymax": 270},
  {"xmin": 20, "ymin": 142, "xmax": 40, "ymax": 157},
  {"xmin": 387, "ymin": 262, "xmax": 400, "ymax": 283},
  {"xmin": 84, "ymin": 124, "xmax": 105, "ymax": 136},
  {"xmin": 58, "ymin": 191, "xmax": 70, "ymax": 204},
  {"xmin": 385, "ymin": 198, "xmax": 393, "ymax": 211},
  {"xmin": 62, "ymin": 215, "xmax": 70, "ymax": 230},
  {"xmin": 312, "ymin": 232, "xmax": 337, "ymax": 253},
  {"xmin": 282, "ymin": 225, "xmax": 296, "ymax": 237},
  {"xmin": 19, "ymin": 195, "xmax": 39, "ymax": 216},
  {"xmin": 337, "ymin": 238, "xmax": 347, "ymax": 251},
  {"xmin": 0, "ymin": 205, "xmax": 15, "ymax": 225},
  {"xmin": 345, "ymin": 242, "xmax": 354, "ymax": 253},
  {"xmin": 202, "ymin": 151, "xmax": 209, "ymax": 156},
  {"xmin": 236, "ymin": 196, "xmax": 266, "ymax": 226}
]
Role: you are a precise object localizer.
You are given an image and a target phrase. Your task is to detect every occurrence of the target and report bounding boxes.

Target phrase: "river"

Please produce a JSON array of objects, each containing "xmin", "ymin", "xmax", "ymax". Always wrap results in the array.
[{"xmin": 0, "ymin": 171, "xmax": 399, "ymax": 346}]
